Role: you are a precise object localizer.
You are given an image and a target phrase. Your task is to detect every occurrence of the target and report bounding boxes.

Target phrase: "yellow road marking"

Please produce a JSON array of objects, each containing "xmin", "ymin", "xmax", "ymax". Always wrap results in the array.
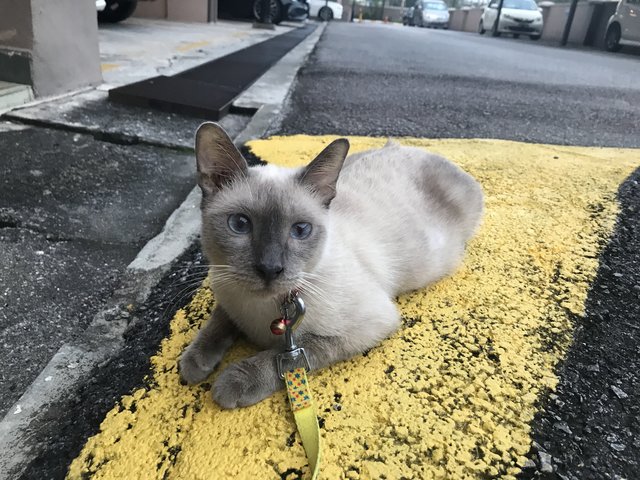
[
  {"xmin": 175, "ymin": 40, "xmax": 210, "ymax": 53},
  {"xmin": 100, "ymin": 63, "xmax": 120, "ymax": 73},
  {"xmin": 68, "ymin": 137, "xmax": 639, "ymax": 480}
]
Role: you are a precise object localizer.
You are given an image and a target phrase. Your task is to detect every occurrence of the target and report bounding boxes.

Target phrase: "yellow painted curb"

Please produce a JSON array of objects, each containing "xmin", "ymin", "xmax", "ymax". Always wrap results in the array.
[
  {"xmin": 100, "ymin": 63, "xmax": 120, "ymax": 73},
  {"xmin": 68, "ymin": 137, "xmax": 639, "ymax": 480},
  {"xmin": 175, "ymin": 40, "xmax": 210, "ymax": 53}
]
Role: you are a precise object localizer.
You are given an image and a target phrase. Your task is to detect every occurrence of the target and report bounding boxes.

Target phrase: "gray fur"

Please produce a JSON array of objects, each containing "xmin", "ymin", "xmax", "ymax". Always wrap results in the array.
[{"xmin": 180, "ymin": 123, "xmax": 484, "ymax": 409}]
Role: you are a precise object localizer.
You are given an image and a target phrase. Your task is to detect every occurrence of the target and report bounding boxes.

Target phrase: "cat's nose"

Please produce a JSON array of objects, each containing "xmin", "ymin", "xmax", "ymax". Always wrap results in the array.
[{"xmin": 255, "ymin": 263, "xmax": 284, "ymax": 282}]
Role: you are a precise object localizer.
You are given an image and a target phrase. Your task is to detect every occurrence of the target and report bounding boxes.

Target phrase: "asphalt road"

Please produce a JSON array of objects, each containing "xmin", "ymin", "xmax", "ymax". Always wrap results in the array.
[
  {"xmin": 278, "ymin": 23, "xmax": 640, "ymax": 147},
  {"xmin": 0, "ymin": 114, "xmax": 248, "ymax": 419},
  {"xmin": 277, "ymin": 23, "xmax": 640, "ymax": 479}
]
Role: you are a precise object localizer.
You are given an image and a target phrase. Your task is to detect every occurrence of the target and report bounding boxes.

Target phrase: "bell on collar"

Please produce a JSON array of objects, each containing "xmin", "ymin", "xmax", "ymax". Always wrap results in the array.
[{"xmin": 270, "ymin": 318, "xmax": 288, "ymax": 335}]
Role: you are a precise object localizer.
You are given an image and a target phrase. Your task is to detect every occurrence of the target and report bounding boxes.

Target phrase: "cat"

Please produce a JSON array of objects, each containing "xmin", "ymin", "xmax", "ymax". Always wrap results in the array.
[{"xmin": 179, "ymin": 122, "xmax": 484, "ymax": 409}]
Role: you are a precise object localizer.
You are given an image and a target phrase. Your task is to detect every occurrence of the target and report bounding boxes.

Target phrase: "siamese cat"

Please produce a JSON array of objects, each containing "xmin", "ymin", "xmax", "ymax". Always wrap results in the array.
[{"xmin": 179, "ymin": 123, "xmax": 483, "ymax": 409}]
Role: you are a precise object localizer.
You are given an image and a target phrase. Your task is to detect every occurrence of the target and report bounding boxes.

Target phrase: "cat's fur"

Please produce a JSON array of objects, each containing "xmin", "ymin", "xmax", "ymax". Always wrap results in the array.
[{"xmin": 179, "ymin": 123, "xmax": 484, "ymax": 409}]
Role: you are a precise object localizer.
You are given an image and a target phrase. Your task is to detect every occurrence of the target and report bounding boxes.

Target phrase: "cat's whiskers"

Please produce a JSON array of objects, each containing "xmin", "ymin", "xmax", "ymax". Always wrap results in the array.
[
  {"xmin": 159, "ymin": 280, "xmax": 209, "ymax": 324},
  {"xmin": 296, "ymin": 276, "xmax": 331, "ymax": 308}
]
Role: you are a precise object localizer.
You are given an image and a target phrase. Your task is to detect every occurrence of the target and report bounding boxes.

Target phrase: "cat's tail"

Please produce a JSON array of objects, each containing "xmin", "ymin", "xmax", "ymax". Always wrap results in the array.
[{"xmin": 383, "ymin": 138, "xmax": 401, "ymax": 149}]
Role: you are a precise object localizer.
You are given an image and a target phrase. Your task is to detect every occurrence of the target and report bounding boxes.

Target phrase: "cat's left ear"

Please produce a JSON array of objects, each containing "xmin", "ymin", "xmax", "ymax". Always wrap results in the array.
[
  {"xmin": 298, "ymin": 138, "xmax": 350, "ymax": 207},
  {"xmin": 195, "ymin": 122, "xmax": 248, "ymax": 196}
]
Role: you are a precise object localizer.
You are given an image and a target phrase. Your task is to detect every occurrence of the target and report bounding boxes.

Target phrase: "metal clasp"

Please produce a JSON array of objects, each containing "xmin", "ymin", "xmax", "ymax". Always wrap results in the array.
[
  {"xmin": 276, "ymin": 347, "xmax": 311, "ymax": 379},
  {"xmin": 275, "ymin": 291, "xmax": 310, "ymax": 378}
]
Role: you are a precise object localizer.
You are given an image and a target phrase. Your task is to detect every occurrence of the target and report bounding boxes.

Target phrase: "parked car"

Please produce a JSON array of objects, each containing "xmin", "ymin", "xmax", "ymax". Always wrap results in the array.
[
  {"xmin": 605, "ymin": 0, "xmax": 640, "ymax": 51},
  {"xmin": 253, "ymin": 0, "xmax": 309, "ymax": 24},
  {"xmin": 402, "ymin": 7, "xmax": 415, "ymax": 25},
  {"xmin": 97, "ymin": 0, "xmax": 138, "ymax": 23},
  {"xmin": 478, "ymin": 0, "xmax": 543, "ymax": 40},
  {"xmin": 413, "ymin": 1, "xmax": 450, "ymax": 29},
  {"xmin": 308, "ymin": 0, "xmax": 343, "ymax": 21}
]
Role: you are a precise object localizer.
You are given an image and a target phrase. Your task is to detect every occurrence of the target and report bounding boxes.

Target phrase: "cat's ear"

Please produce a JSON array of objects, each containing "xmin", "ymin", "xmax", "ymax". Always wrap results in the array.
[
  {"xmin": 195, "ymin": 122, "xmax": 248, "ymax": 196},
  {"xmin": 298, "ymin": 138, "xmax": 350, "ymax": 207}
]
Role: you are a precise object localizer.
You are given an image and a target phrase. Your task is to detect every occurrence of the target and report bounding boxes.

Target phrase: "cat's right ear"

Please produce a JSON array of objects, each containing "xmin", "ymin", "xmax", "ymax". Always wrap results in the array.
[
  {"xmin": 195, "ymin": 122, "xmax": 248, "ymax": 196},
  {"xmin": 298, "ymin": 138, "xmax": 350, "ymax": 207}
]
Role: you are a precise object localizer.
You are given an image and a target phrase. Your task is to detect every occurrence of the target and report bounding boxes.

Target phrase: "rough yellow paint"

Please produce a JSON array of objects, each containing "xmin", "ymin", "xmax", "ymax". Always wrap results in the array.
[
  {"xmin": 100, "ymin": 63, "xmax": 120, "ymax": 73},
  {"xmin": 175, "ymin": 40, "xmax": 210, "ymax": 52},
  {"xmin": 68, "ymin": 137, "xmax": 639, "ymax": 480}
]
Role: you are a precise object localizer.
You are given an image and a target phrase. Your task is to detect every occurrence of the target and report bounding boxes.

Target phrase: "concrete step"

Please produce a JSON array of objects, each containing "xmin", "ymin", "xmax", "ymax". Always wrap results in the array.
[{"xmin": 0, "ymin": 81, "xmax": 34, "ymax": 110}]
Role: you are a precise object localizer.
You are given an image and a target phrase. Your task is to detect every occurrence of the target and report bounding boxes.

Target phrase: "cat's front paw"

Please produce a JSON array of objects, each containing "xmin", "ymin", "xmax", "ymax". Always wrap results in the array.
[
  {"xmin": 212, "ymin": 357, "xmax": 279, "ymax": 409},
  {"xmin": 178, "ymin": 344, "xmax": 220, "ymax": 385}
]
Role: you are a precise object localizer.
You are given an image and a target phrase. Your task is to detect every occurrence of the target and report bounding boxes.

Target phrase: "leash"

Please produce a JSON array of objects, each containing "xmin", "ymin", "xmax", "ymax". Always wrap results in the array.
[{"xmin": 271, "ymin": 292, "xmax": 321, "ymax": 479}]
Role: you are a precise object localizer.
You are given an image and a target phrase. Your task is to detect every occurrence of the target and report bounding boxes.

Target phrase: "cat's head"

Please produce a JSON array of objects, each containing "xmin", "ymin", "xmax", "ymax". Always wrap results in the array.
[{"xmin": 195, "ymin": 122, "xmax": 349, "ymax": 297}]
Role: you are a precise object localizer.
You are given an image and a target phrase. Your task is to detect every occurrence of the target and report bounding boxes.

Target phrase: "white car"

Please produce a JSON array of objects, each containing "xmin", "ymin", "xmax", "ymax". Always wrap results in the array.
[
  {"xmin": 478, "ymin": 0, "xmax": 543, "ymax": 40},
  {"xmin": 307, "ymin": 0, "xmax": 343, "ymax": 21},
  {"xmin": 605, "ymin": 0, "xmax": 640, "ymax": 51}
]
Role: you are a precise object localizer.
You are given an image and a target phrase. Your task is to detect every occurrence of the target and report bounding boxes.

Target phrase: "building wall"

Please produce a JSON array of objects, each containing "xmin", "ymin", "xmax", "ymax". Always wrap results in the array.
[
  {"xmin": 541, "ymin": 3, "xmax": 595, "ymax": 43},
  {"xmin": 134, "ymin": 0, "xmax": 217, "ymax": 22},
  {"xmin": 135, "ymin": 0, "xmax": 169, "ymax": 19},
  {"xmin": 0, "ymin": 0, "xmax": 102, "ymax": 96},
  {"xmin": 0, "ymin": 0, "xmax": 34, "ymax": 50}
]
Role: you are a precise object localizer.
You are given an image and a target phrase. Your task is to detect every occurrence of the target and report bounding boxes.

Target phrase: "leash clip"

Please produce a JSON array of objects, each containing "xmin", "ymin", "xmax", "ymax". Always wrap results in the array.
[
  {"xmin": 276, "ymin": 347, "xmax": 311, "ymax": 379},
  {"xmin": 275, "ymin": 291, "xmax": 310, "ymax": 378}
]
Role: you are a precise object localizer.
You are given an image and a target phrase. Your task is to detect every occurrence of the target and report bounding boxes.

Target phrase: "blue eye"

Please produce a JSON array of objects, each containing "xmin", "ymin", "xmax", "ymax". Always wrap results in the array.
[
  {"xmin": 228, "ymin": 214, "xmax": 251, "ymax": 234},
  {"xmin": 290, "ymin": 222, "xmax": 312, "ymax": 240}
]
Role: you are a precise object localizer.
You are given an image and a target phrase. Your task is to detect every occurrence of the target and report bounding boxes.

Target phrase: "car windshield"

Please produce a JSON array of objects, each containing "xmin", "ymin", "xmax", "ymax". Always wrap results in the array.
[
  {"xmin": 423, "ymin": 2, "xmax": 448, "ymax": 10},
  {"xmin": 502, "ymin": 0, "xmax": 539, "ymax": 10}
]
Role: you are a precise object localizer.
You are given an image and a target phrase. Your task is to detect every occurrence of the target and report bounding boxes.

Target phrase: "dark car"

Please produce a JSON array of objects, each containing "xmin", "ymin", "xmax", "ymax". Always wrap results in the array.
[
  {"xmin": 98, "ymin": 0, "xmax": 138, "ymax": 23},
  {"xmin": 402, "ymin": 7, "xmax": 415, "ymax": 26},
  {"xmin": 219, "ymin": 0, "xmax": 308, "ymax": 24},
  {"xmin": 253, "ymin": 0, "xmax": 309, "ymax": 24}
]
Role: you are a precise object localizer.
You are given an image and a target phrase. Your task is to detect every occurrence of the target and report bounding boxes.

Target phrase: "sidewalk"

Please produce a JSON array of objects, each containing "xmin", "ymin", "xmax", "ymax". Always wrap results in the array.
[{"xmin": 0, "ymin": 18, "xmax": 324, "ymax": 478}]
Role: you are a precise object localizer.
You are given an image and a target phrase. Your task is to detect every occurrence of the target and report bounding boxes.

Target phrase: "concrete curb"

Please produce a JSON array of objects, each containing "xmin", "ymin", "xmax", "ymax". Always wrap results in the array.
[{"xmin": 0, "ymin": 21, "xmax": 326, "ymax": 480}]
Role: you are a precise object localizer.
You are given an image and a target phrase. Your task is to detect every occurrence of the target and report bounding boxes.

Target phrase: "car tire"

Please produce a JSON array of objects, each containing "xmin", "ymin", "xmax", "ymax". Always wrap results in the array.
[
  {"xmin": 97, "ymin": 0, "xmax": 138, "ymax": 23},
  {"xmin": 478, "ymin": 20, "xmax": 485, "ymax": 34},
  {"xmin": 318, "ymin": 6, "xmax": 333, "ymax": 21},
  {"xmin": 605, "ymin": 23, "xmax": 622, "ymax": 52},
  {"xmin": 253, "ymin": 0, "xmax": 284, "ymax": 25},
  {"xmin": 491, "ymin": 20, "xmax": 501, "ymax": 37},
  {"xmin": 529, "ymin": 34, "xmax": 541, "ymax": 40}
]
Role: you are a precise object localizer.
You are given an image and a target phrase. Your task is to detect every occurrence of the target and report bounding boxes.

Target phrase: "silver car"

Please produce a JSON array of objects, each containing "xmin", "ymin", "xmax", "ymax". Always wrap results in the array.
[
  {"xmin": 479, "ymin": 0, "xmax": 544, "ymax": 40},
  {"xmin": 413, "ymin": 1, "xmax": 450, "ymax": 29},
  {"xmin": 605, "ymin": 0, "xmax": 640, "ymax": 51}
]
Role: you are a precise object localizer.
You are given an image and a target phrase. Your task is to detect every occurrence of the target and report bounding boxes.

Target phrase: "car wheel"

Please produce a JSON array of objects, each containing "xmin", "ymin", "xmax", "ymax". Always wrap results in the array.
[
  {"xmin": 529, "ymin": 34, "xmax": 541, "ymax": 40},
  {"xmin": 318, "ymin": 6, "xmax": 333, "ymax": 21},
  {"xmin": 97, "ymin": 0, "xmax": 138, "ymax": 23},
  {"xmin": 605, "ymin": 23, "xmax": 622, "ymax": 52},
  {"xmin": 478, "ymin": 19, "xmax": 485, "ymax": 34},
  {"xmin": 491, "ymin": 19, "xmax": 501, "ymax": 37},
  {"xmin": 253, "ymin": 0, "xmax": 284, "ymax": 24}
]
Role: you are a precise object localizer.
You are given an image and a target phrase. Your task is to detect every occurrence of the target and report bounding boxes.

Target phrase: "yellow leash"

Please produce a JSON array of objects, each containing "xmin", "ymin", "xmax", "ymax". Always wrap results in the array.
[
  {"xmin": 285, "ymin": 368, "xmax": 321, "ymax": 479},
  {"xmin": 273, "ymin": 291, "xmax": 321, "ymax": 479}
]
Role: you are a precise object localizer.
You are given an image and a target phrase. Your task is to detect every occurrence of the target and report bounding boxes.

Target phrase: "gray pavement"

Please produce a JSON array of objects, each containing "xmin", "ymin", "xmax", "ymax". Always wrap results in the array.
[
  {"xmin": 278, "ymin": 23, "xmax": 640, "ymax": 147},
  {"xmin": 0, "ymin": 115, "xmax": 249, "ymax": 418}
]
